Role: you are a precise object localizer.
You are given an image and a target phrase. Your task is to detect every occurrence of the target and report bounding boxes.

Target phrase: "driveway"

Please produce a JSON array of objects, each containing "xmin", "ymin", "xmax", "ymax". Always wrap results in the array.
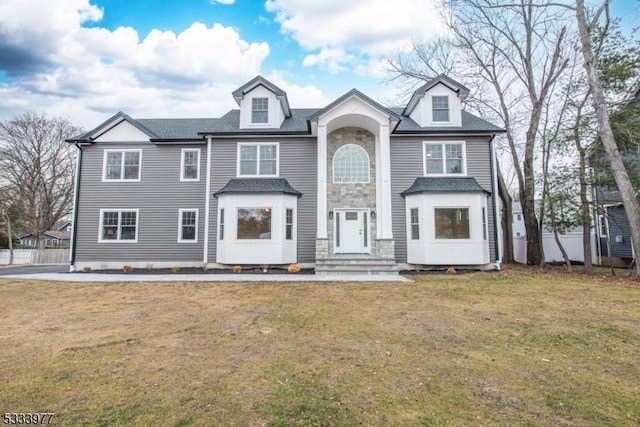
[{"xmin": 0, "ymin": 264, "xmax": 69, "ymax": 276}]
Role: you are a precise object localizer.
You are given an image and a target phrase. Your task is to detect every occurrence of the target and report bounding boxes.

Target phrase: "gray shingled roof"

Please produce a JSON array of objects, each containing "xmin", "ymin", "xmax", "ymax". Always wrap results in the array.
[
  {"xmin": 401, "ymin": 177, "xmax": 491, "ymax": 196},
  {"xmin": 198, "ymin": 109, "xmax": 316, "ymax": 135},
  {"xmin": 214, "ymin": 178, "xmax": 302, "ymax": 197},
  {"xmin": 137, "ymin": 118, "xmax": 220, "ymax": 140},
  {"xmin": 392, "ymin": 109, "xmax": 504, "ymax": 133},
  {"xmin": 308, "ymin": 88, "xmax": 401, "ymax": 121}
]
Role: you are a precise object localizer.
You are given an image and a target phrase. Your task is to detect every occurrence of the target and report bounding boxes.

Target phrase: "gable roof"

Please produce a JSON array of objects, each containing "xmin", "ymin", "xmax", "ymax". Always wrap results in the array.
[
  {"xmin": 232, "ymin": 75, "xmax": 291, "ymax": 117},
  {"xmin": 308, "ymin": 88, "xmax": 402, "ymax": 122},
  {"xmin": 401, "ymin": 177, "xmax": 491, "ymax": 196},
  {"xmin": 67, "ymin": 111, "xmax": 158, "ymax": 143},
  {"xmin": 214, "ymin": 178, "xmax": 302, "ymax": 197},
  {"xmin": 403, "ymin": 74, "xmax": 471, "ymax": 116}
]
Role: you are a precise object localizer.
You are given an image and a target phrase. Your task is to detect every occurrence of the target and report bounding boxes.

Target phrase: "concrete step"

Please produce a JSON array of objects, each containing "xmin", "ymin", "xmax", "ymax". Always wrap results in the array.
[{"xmin": 315, "ymin": 257, "xmax": 398, "ymax": 275}]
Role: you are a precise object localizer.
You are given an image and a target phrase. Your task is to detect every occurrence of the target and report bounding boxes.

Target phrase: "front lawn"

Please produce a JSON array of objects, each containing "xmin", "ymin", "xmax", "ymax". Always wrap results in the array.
[{"xmin": 0, "ymin": 265, "xmax": 638, "ymax": 426}]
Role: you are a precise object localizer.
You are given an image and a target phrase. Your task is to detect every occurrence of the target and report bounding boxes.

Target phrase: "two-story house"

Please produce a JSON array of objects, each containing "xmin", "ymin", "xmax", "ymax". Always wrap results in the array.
[{"xmin": 67, "ymin": 75, "xmax": 504, "ymax": 273}]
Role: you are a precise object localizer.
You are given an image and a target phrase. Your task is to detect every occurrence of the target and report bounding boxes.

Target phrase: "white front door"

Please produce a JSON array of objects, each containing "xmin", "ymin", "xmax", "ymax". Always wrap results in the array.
[{"xmin": 335, "ymin": 209, "xmax": 370, "ymax": 254}]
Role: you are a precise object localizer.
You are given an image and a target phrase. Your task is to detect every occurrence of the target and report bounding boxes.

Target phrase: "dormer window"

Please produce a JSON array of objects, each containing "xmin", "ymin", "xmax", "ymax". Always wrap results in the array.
[
  {"xmin": 252, "ymin": 98, "xmax": 268, "ymax": 123},
  {"xmin": 432, "ymin": 96, "xmax": 449, "ymax": 122}
]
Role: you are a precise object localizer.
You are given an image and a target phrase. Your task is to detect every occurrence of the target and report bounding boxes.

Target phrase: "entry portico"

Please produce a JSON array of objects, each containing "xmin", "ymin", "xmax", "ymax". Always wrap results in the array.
[{"xmin": 311, "ymin": 89, "xmax": 400, "ymax": 261}]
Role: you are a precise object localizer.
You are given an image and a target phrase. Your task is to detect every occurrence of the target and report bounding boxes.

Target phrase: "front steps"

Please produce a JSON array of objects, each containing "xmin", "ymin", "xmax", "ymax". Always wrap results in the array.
[{"xmin": 314, "ymin": 255, "xmax": 398, "ymax": 275}]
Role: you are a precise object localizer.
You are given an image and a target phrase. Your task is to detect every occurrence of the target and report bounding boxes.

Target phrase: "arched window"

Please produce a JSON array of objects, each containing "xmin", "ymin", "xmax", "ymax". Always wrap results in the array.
[{"xmin": 333, "ymin": 144, "xmax": 370, "ymax": 183}]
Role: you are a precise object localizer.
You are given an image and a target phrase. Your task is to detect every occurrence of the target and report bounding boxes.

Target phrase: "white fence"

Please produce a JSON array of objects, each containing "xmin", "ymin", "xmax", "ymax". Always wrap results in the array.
[
  {"xmin": 514, "ymin": 232, "xmax": 598, "ymax": 264},
  {"xmin": 0, "ymin": 249, "xmax": 69, "ymax": 265}
]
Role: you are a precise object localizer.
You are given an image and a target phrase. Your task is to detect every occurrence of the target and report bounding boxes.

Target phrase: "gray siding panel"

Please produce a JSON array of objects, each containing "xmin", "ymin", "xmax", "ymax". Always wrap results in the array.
[
  {"xmin": 608, "ymin": 205, "xmax": 633, "ymax": 258},
  {"xmin": 75, "ymin": 143, "xmax": 206, "ymax": 262},
  {"xmin": 390, "ymin": 136, "xmax": 497, "ymax": 263},
  {"xmin": 209, "ymin": 138, "xmax": 317, "ymax": 263}
]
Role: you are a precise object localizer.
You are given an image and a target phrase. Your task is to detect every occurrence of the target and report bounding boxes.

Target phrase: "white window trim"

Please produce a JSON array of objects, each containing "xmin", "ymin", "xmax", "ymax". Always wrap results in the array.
[
  {"xmin": 237, "ymin": 142, "xmax": 280, "ymax": 177},
  {"xmin": 423, "ymin": 141, "xmax": 467, "ymax": 176},
  {"xmin": 332, "ymin": 143, "xmax": 371, "ymax": 184},
  {"xmin": 178, "ymin": 209, "xmax": 199, "ymax": 243},
  {"xmin": 433, "ymin": 206, "xmax": 472, "ymax": 241},
  {"xmin": 98, "ymin": 209, "xmax": 139, "ymax": 243},
  {"xmin": 102, "ymin": 149, "xmax": 142, "ymax": 182},
  {"xmin": 285, "ymin": 207, "xmax": 295, "ymax": 241},
  {"xmin": 410, "ymin": 207, "xmax": 420, "ymax": 240},
  {"xmin": 180, "ymin": 148, "xmax": 201, "ymax": 182},
  {"xmin": 431, "ymin": 94, "xmax": 452, "ymax": 124}
]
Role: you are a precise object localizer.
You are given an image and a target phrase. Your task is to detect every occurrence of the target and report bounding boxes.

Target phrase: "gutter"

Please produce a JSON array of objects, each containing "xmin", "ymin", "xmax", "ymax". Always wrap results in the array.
[
  {"xmin": 69, "ymin": 142, "xmax": 83, "ymax": 271},
  {"xmin": 489, "ymin": 133, "xmax": 502, "ymax": 269}
]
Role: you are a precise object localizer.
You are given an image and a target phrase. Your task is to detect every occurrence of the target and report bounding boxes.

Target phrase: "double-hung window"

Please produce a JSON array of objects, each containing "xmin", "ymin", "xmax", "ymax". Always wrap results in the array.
[
  {"xmin": 181, "ymin": 149, "xmax": 200, "ymax": 181},
  {"xmin": 178, "ymin": 209, "xmax": 198, "ymax": 242},
  {"xmin": 285, "ymin": 208, "xmax": 294, "ymax": 240},
  {"xmin": 99, "ymin": 209, "xmax": 138, "ymax": 242},
  {"xmin": 432, "ymin": 96, "xmax": 449, "ymax": 122},
  {"xmin": 103, "ymin": 150, "xmax": 141, "ymax": 181},
  {"xmin": 251, "ymin": 97, "xmax": 268, "ymax": 123},
  {"xmin": 410, "ymin": 208, "xmax": 420, "ymax": 240},
  {"xmin": 238, "ymin": 143, "xmax": 278, "ymax": 176},
  {"xmin": 424, "ymin": 142, "xmax": 465, "ymax": 175}
]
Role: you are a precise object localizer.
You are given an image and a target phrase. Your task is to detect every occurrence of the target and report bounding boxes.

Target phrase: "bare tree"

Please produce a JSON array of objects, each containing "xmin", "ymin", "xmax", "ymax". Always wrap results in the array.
[
  {"xmin": 0, "ymin": 111, "xmax": 82, "ymax": 249},
  {"xmin": 388, "ymin": 0, "xmax": 571, "ymax": 266},
  {"xmin": 574, "ymin": 0, "xmax": 640, "ymax": 279}
]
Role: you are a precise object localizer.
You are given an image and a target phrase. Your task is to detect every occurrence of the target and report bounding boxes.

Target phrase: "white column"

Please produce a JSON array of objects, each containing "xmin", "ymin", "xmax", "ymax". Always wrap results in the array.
[
  {"xmin": 378, "ymin": 123, "xmax": 393, "ymax": 239},
  {"xmin": 317, "ymin": 124, "xmax": 328, "ymax": 238},
  {"xmin": 203, "ymin": 136, "xmax": 212, "ymax": 265}
]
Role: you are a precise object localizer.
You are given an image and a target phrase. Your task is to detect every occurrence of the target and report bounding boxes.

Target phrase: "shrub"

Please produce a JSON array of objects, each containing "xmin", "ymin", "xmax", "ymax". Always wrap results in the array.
[
  {"xmin": 82, "ymin": 266, "xmax": 91, "ymax": 273},
  {"xmin": 122, "ymin": 265, "xmax": 133, "ymax": 273},
  {"xmin": 171, "ymin": 266, "xmax": 180, "ymax": 274},
  {"xmin": 232, "ymin": 265, "xmax": 242, "ymax": 273},
  {"xmin": 446, "ymin": 266, "xmax": 457, "ymax": 274},
  {"xmin": 288, "ymin": 263, "xmax": 301, "ymax": 273}
]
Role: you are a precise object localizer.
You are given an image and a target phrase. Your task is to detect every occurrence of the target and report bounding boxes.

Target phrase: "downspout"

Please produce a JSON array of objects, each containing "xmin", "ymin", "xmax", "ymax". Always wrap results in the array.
[
  {"xmin": 489, "ymin": 133, "xmax": 502, "ymax": 269},
  {"xmin": 202, "ymin": 136, "xmax": 212, "ymax": 268},
  {"xmin": 69, "ymin": 142, "xmax": 83, "ymax": 271}
]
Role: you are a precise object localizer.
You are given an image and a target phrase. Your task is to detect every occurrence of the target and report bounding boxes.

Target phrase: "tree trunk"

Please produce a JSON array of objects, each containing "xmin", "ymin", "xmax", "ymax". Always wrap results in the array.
[
  {"xmin": 575, "ymin": 0, "xmax": 640, "ymax": 279},
  {"xmin": 578, "ymin": 149, "xmax": 594, "ymax": 274},
  {"xmin": 497, "ymin": 163, "xmax": 514, "ymax": 263},
  {"xmin": 553, "ymin": 227, "xmax": 572, "ymax": 272}
]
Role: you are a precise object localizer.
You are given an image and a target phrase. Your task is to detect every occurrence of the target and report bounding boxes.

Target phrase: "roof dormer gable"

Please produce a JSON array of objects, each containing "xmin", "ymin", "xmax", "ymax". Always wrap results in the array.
[
  {"xmin": 232, "ymin": 76, "xmax": 291, "ymax": 129},
  {"xmin": 403, "ymin": 75, "xmax": 469, "ymax": 128}
]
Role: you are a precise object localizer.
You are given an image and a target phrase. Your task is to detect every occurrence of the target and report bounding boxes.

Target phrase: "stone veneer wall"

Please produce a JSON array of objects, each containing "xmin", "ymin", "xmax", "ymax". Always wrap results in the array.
[{"xmin": 326, "ymin": 127, "xmax": 378, "ymax": 255}]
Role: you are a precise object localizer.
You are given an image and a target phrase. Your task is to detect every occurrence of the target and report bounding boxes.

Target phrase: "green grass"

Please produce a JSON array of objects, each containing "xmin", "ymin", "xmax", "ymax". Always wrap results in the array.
[{"xmin": 0, "ymin": 265, "xmax": 638, "ymax": 426}]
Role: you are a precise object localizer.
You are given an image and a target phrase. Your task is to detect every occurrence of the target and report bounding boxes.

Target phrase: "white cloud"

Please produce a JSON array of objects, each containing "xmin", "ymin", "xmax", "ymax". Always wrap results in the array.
[
  {"xmin": 211, "ymin": 0, "xmax": 236, "ymax": 4},
  {"xmin": 266, "ymin": 0, "xmax": 445, "ymax": 53},
  {"xmin": 302, "ymin": 48, "xmax": 356, "ymax": 74},
  {"xmin": 0, "ymin": 0, "xmax": 273, "ymax": 128}
]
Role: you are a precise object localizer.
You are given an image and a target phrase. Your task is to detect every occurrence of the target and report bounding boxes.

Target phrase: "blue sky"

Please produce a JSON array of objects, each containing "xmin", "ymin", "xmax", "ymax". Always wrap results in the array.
[{"xmin": 0, "ymin": 0, "xmax": 637, "ymax": 129}]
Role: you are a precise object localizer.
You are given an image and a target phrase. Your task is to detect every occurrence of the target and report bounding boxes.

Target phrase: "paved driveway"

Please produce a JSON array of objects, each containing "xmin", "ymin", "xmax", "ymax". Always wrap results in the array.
[{"xmin": 0, "ymin": 265, "xmax": 69, "ymax": 276}]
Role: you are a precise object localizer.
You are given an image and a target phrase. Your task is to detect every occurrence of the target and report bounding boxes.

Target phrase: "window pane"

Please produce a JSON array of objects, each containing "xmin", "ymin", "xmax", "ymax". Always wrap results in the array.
[
  {"xmin": 219, "ymin": 209, "xmax": 224, "ymax": 240},
  {"xmin": 426, "ymin": 159, "xmax": 443, "ymax": 174},
  {"xmin": 123, "ymin": 152, "xmax": 140, "ymax": 180},
  {"xmin": 432, "ymin": 96, "xmax": 449, "ymax": 122},
  {"xmin": 435, "ymin": 208, "xmax": 470, "ymax": 239},
  {"xmin": 333, "ymin": 144, "xmax": 369, "ymax": 183},
  {"xmin": 120, "ymin": 211, "xmax": 137, "ymax": 240},
  {"xmin": 237, "ymin": 208, "xmax": 271, "ymax": 239},
  {"xmin": 410, "ymin": 208, "xmax": 420, "ymax": 240},
  {"xmin": 286, "ymin": 208, "xmax": 293, "ymax": 240},
  {"xmin": 252, "ymin": 98, "xmax": 268, "ymax": 123},
  {"xmin": 102, "ymin": 211, "xmax": 119, "ymax": 240},
  {"xmin": 240, "ymin": 146, "xmax": 258, "ymax": 175},
  {"xmin": 106, "ymin": 152, "xmax": 122, "ymax": 180},
  {"xmin": 445, "ymin": 159, "xmax": 462, "ymax": 174},
  {"xmin": 183, "ymin": 151, "xmax": 198, "ymax": 179},
  {"xmin": 259, "ymin": 145, "xmax": 277, "ymax": 175}
]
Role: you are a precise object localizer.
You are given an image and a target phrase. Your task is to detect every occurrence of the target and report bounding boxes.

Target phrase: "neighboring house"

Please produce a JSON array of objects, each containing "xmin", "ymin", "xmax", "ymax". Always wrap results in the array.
[
  {"xmin": 511, "ymin": 201, "xmax": 598, "ymax": 264},
  {"xmin": 594, "ymin": 188, "xmax": 636, "ymax": 266},
  {"xmin": 67, "ymin": 75, "xmax": 504, "ymax": 273},
  {"xmin": 19, "ymin": 222, "xmax": 72, "ymax": 248}
]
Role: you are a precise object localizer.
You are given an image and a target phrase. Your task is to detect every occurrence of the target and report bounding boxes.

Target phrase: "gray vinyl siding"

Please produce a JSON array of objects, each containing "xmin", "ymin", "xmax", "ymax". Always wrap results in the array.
[
  {"xmin": 75, "ymin": 142, "xmax": 206, "ymax": 262},
  {"xmin": 209, "ymin": 137, "xmax": 317, "ymax": 263},
  {"xmin": 390, "ymin": 136, "xmax": 497, "ymax": 263},
  {"xmin": 608, "ymin": 205, "xmax": 633, "ymax": 258}
]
